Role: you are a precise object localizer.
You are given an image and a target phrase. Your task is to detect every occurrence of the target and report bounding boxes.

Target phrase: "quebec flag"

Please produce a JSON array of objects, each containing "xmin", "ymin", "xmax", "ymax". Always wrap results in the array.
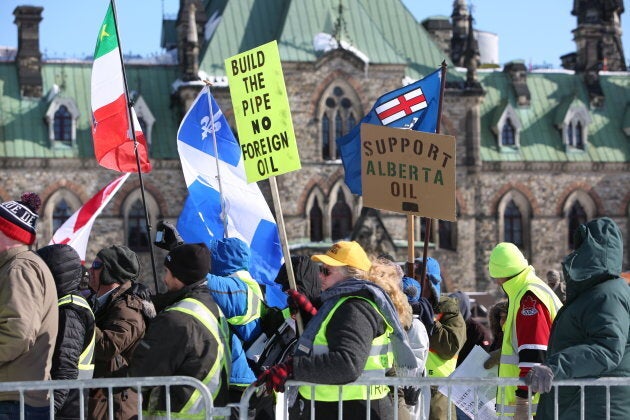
[
  {"xmin": 336, "ymin": 68, "xmax": 442, "ymax": 195},
  {"xmin": 176, "ymin": 86, "xmax": 285, "ymax": 307}
]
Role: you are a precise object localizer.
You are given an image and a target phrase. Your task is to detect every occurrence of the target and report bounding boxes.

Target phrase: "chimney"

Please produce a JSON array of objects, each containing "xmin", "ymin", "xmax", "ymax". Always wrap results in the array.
[{"xmin": 14, "ymin": 6, "xmax": 44, "ymax": 98}]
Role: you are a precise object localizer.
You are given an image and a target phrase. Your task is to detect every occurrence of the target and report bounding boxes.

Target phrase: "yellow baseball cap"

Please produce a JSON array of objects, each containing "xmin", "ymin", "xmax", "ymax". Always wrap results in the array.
[{"xmin": 311, "ymin": 241, "xmax": 372, "ymax": 272}]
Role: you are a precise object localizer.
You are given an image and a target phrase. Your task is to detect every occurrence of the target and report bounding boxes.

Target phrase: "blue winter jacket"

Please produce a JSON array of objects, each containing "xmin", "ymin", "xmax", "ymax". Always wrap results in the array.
[{"xmin": 206, "ymin": 237, "xmax": 264, "ymax": 386}]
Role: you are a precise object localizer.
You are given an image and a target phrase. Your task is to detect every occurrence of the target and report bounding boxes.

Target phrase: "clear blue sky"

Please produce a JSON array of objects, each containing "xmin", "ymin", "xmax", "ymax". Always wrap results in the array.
[{"xmin": 0, "ymin": 0, "xmax": 628, "ymax": 68}]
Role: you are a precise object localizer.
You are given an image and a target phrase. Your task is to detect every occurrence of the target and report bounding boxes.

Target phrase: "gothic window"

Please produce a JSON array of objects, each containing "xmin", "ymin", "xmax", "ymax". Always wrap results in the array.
[
  {"xmin": 558, "ymin": 101, "xmax": 591, "ymax": 152},
  {"xmin": 492, "ymin": 104, "xmax": 522, "ymax": 149},
  {"xmin": 319, "ymin": 82, "xmax": 361, "ymax": 161},
  {"xmin": 504, "ymin": 200, "xmax": 523, "ymax": 246},
  {"xmin": 52, "ymin": 199, "xmax": 72, "ymax": 233},
  {"xmin": 568, "ymin": 201, "xmax": 587, "ymax": 249},
  {"xmin": 438, "ymin": 220, "xmax": 455, "ymax": 251},
  {"xmin": 130, "ymin": 93, "xmax": 156, "ymax": 148},
  {"xmin": 567, "ymin": 121, "xmax": 585, "ymax": 150},
  {"xmin": 53, "ymin": 106, "xmax": 72, "ymax": 142},
  {"xmin": 309, "ymin": 197, "xmax": 324, "ymax": 242},
  {"xmin": 45, "ymin": 97, "xmax": 80, "ymax": 146},
  {"xmin": 501, "ymin": 119, "xmax": 516, "ymax": 146},
  {"xmin": 122, "ymin": 189, "xmax": 159, "ymax": 253},
  {"xmin": 331, "ymin": 189, "xmax": 352, "ymax": 241}
]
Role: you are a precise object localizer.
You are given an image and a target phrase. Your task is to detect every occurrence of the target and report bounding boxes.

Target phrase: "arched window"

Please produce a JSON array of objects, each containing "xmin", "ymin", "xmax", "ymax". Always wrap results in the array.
[
  {"xmin": 438, "ymin": 220, "xmax": 455, "ymax": 250},
  {"xmin": 52, "ymin": 199, "xmax": 72, "ymax": 233},
  {"xmin": 568, "ymin": 201, "xmax": 587, "ymax": 249},
  {"xmin": 309, "ymin": 197, "xmax": 324, "ymax": 242},
  {"xmin": 504, "ymin": 200, "xmax": 523, "ymax": 246},
  {"xmin": 501, "ymin": 119, "xmax": 515, "ymax": 146},
  {"xmin": 331, "ymin": 189, "xmax": 352, "ymax": 241},
  {"xmin": 319, "ymin": 82, "xmax": 361, "ymax": 161},
  {"xmin": 575, "ymin": 121, "xmax": 584, "ymax": 149},
  {"xmin": 127, "ymin": 200, "xmax": 149, "ymax": 252},
  {"xmin": 322, "ymin": 114, "xmax": 331, "ymax": 160},
  {"xmin": 53, "ymin": 105, "xmax": 72, "ymax": 142}
]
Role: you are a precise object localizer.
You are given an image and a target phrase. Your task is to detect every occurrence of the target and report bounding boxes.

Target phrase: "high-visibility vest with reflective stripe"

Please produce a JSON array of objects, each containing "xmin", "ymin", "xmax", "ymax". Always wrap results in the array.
[
  {"xmin": 226, "ymin": 271, "xmax": 264, "ymax": 326},
  {"xmin": 496, "ymin": 267, "xmax": 562, "ymax": 418},
  {"xmin": 298, "ymin": 296, "xmax": 394, "ymax": 402},
  {"xmin": 425, "ymin": 350, "xmax": 457, "ymax": 378},
  {"xmin": 146, "ymin": 298, "xmax": 230, "ymax": 419},
  {"xmin": 57, "ymin": 294, "xmax": 95, "ymax": 379}
]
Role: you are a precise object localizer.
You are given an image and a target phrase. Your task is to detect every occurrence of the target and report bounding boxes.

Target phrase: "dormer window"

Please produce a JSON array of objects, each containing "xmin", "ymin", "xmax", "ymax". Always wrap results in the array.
[
  {"xmin": 556, "ymin": 98, "xmax": 591, "ymax": 152},
  {"xmin": 492, "ymin": 103, "xmax": 522, "ymax": 149},
  {"xmin": 45, "ymin": 97, "xmax": 80, "ymax": 147},
  {"xmin": 130, "ymin": 93, "xmax": 155, "ymax": 149}
]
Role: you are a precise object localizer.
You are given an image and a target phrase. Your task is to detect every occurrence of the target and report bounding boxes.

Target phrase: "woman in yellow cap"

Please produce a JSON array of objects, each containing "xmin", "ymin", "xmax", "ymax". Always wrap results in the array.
[
  {"xmin": 256, "ymin": 240, "xmax": 417, "ymax": 419},
  {"xmin": 487, "ymin": 242, "xmax": 562, "ymax": 419}
]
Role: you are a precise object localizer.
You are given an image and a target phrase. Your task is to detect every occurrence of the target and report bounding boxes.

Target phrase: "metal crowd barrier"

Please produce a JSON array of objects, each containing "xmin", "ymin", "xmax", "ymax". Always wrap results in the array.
[
  {"xmin": 238, "ymin": 376, "xmax": 630, "ymax": 420},
  {"xmin": 0, "ymin": 376, "xmax": 232, "ymax": 420}
]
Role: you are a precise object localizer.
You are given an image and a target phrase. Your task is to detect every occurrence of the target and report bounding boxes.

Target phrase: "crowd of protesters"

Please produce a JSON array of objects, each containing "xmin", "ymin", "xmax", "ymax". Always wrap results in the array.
[{"xmin": 0, "ymin": 192, "xmax": 628, "ymax": 420}]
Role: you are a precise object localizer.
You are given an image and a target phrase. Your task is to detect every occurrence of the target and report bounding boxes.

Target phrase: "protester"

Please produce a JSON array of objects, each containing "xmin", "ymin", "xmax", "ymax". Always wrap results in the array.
[
  {"xmin": 129, "ymin": 243, "xmax": 230, "ymax": 416},
  {"xmin": 87, "ymin": 245, "xmax": 156, "ymax": 420},
  {"xmin": 37, "ymin": 244, "xmax": 96, "ymax": 419},
  {"xmin": 206, "ymin": 236, "xmax": 273, "ymax": 420},
  {"xmin": 485, "ymin": 242, "xmax": 562, "ymax": 419},
  {"xmin": 449, "ymin": 290, "xmax": 491, "ymax": 366},
  {"xmin": 257, "ymin": 241, "xmax": 417, "ymax": 420},
  {"xmin": 529, "ymin": 217, "xmax": 630, "ymax": 420},
  {"xmin": 545, "ymin": 269, "xmax": 566, "ymax": 303},
  {"xmin": 415, "ymin": 257, "xmax": 466, "ymax": 420},
  {"xmin": 0, "ymin": 193, "xmax": 58, "ymax": 418}
]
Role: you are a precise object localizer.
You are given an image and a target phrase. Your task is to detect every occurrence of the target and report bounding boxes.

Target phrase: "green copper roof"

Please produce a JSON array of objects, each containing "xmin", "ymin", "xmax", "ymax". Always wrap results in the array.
[
  {"xmin": 479, "ymin": 71, "xmax": 630, "ymax": 162},
  {"xmin": 0, "ymin": 61, "xmax": 179, "ymax": 160}
]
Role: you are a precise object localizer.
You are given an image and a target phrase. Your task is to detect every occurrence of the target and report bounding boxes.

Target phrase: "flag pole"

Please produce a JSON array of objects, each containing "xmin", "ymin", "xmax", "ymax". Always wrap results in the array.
[
  {"xmin": 109, "ymin": 0, "xmax": 159, "ymax": 293},
  {"xmin": 418, "ymin": 61, "xmax": 448, "ymax": 299},
  {"xmin": 269, "ymin": 175, "xmax": 303, "ymax": 335},
  {"xmin": 204, "ymin": 82, "xmax": 230, "ymax": 237}
]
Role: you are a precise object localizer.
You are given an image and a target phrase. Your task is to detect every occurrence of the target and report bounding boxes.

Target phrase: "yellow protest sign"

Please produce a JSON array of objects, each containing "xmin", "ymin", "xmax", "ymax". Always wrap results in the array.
[
  {"xmin": 361, "ymin": 124, "xmax": 457, "ymax": 221},
  {"xmin": 225, "ymin": 41, "xmax": 301, "ymax": 183}
]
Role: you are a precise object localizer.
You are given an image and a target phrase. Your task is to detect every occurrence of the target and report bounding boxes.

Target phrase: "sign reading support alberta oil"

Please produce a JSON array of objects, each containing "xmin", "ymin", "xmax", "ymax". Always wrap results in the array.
[
  {"xmin": 361, "ymin": 124, "xmax": 456, "ymax": 221},
  {"xmin": 225, "ymin": 41, "xmax": 301, "ymax": 183}
]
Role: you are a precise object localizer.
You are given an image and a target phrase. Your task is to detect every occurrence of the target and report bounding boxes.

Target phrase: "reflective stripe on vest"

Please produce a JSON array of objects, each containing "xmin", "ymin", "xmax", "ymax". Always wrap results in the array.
[
  {"xmin": 226, "ymin": 271, "xmax": 263, "ymax": 326},
  {"xmin": 58, "ymin": 294, "xmax": 95, "ymax": 379},
  {"xmin": 147, "ymin": 298, "xmax": 229, "ymax": 418},
  {"xmin": 496, "ymin": 270, "xmax": 562, "ymax": 418},
  {"xmin": 298, "ymin": 296, "xmax": 394, "ymax": 402},
  {"xmin": 425, "ymin": 349, "xmax": 457, "ymax": 378}
]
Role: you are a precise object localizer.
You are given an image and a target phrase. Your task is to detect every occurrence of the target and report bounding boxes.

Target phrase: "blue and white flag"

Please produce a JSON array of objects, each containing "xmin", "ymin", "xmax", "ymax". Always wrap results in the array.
[
  {"xmin": 176, "ymin": 86, "xmax": 285, "ymax": 307},
  {"xmin": 336, "ymin": 68, "xmax": 442, "ymax": 195}
]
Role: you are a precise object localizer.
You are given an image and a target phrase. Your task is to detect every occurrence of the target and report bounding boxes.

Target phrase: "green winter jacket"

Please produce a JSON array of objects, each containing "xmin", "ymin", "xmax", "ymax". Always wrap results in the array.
[{"xmin": 538, "ymin": 217, "xmax": 630, "ymax": 420}]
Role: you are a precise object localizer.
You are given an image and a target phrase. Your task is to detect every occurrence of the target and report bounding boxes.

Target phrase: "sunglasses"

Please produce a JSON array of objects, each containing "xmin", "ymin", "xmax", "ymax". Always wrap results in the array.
[
  {"xmin": 91, "ymin": 260, "xmax": 103, "ymax": 270},
  {"xmin": 320, "ymin": 266, "xmax": 332, "ymax": 276}
]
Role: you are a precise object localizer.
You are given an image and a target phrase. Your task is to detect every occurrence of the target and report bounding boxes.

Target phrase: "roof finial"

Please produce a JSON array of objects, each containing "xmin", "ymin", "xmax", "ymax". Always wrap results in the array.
[{"xmin": 331, "ymin": 0, "xmax": 351, "ymax": 49}]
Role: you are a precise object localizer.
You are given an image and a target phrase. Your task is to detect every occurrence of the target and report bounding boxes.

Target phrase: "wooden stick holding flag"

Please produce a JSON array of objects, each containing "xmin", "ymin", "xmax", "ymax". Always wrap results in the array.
[{"xmin": 91, "ymin": 0, "xmax": 158, "ymax": 292}]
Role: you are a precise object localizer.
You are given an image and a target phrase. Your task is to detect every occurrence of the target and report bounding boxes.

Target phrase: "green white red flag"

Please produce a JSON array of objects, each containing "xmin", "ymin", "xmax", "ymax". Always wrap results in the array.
[{"xmin": 91, "ymin": 2, "xmax": 151, "ymax": 173}]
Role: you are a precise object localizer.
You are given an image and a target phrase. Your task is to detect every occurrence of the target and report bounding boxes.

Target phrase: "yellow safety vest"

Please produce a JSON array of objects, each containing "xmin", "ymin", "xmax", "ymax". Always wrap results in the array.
[
  {"xmin": 425, "ymin": 350, "xmax": 457, "ymax": 378},
  {"xmin": 57, "ymin": 294, "xmax": 95, "ymax": 379},
  {"xmin": 145, "ymin": 298, "xmax": 230, "ymax": 419},
  {"xmin": 496, "ymin": 267, "xmax": 562, "ymax": 418},
  {"xmin": 226, "ymin": 270, "xmax": 264, "ymax": 326},
  {"xmin": 298, "ymin": 296, "xmax": 394, "ymax": 402}
]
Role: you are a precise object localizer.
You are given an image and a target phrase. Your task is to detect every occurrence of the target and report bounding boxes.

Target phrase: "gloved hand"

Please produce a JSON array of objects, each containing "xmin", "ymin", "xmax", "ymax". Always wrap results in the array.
[
  {"xmin": 154, "ymin": 220, "xmax": 184, "ymax": 251},
  {"xmin": 525, "ymin": 364, "xmax": 554, "ymax": 394},
  {"xmin": 286, "ymin": 289, "xmax": 317, "ymax": 317},
  {"xmin": 483, "ymin": 349, "xmax": 501, "ymax": 369},
  {"xmin": 514, "ymin": 396, "xmax": 532, "ymax": 420},
  {"xmin": 255, "ymin": 358, "xmax": 293, "ymax": 393}
]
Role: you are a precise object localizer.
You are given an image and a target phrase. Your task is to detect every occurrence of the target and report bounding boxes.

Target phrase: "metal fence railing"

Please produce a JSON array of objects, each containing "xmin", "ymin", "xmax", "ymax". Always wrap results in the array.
[{"xmin": 0, "ymin": 376, "xmax": 232, "ymax": 420}]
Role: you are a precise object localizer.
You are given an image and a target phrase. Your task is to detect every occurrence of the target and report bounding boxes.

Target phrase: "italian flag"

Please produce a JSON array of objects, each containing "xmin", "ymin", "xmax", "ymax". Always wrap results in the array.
[
  {"xmin": 91, "ymin": 2, "xmax": 151, "ymax": 173},
  {"xmin": 49, "ymin": 173, "xmax": 130, "ymax": 262}
]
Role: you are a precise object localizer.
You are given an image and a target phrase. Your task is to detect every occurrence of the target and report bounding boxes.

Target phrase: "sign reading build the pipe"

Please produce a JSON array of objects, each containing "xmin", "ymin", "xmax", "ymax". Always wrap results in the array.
[
  {"xmin": 225, "ymin": 40, "xmax": 301, "ymax": 183},
  {"xmin": 361, "ymin": 124, "xmax": 456, "ymax": 221}
]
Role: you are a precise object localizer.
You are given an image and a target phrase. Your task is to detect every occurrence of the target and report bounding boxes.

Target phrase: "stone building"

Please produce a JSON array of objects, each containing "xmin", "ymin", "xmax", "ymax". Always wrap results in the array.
[{"xmin": 0, "ymin": 0, "xmax": 628, "ymax": 293}]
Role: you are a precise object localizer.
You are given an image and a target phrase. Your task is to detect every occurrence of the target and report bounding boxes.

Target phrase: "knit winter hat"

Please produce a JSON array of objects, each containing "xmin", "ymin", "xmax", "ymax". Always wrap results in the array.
[
  {"xmin": 37, "ymin": 244, "xmax": 83, "ymax": 296},
  {"xmin": 311, "ymin": 241, "xmax": 372, "ymax": 272},
  {"xmin": 488, "ymin": 242, "xmax": 528, "ymax": 278},
  {"xmin": 165, "ymin": 243, "xmax": 211, "ymax": 284},
  {"xmin": 96, "ymin": 245, "xmax": 140, "ymax": 285},
  {"xmin": 0, "ymin": 192, "xmax": 41, "ymax": 245}
]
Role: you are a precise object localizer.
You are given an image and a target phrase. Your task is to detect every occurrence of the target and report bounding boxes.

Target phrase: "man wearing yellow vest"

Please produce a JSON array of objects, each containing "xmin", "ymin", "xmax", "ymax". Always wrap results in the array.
[
  {"xmin": 130, "ymin": 243, "xmax": 230, "ymax": 418},
  {"xmin": 37, "ymin": 244, "xmax": 96, "ymax": 418},
  {"xmin": 485, "ymin": 243, "xmax": 562, "ymax": 419}
]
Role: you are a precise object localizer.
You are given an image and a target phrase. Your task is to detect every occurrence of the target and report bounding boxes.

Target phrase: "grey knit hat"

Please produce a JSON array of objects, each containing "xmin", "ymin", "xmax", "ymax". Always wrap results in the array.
[{"xmin": 96, "ymin": 245, "xmax": 140, "ymax": 285}]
